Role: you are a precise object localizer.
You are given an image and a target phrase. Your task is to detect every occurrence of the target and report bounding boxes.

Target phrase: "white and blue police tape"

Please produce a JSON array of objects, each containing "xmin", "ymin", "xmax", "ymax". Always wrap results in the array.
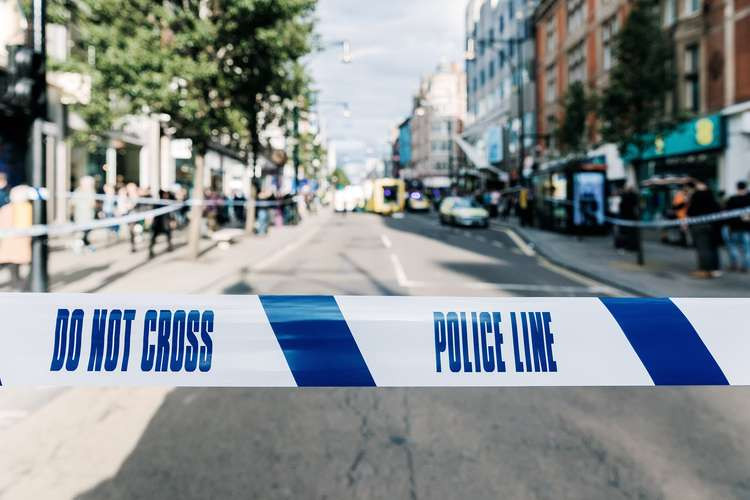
[{"xmin": 0, "ymin": 294, "xmax": 746, "ymax": 387}]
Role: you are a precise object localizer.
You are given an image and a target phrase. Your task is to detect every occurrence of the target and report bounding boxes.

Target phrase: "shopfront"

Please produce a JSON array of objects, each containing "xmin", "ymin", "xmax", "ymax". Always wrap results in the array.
[{"xmin": 629, "ymin": 114, "xmax": 725, "ymax": 191}]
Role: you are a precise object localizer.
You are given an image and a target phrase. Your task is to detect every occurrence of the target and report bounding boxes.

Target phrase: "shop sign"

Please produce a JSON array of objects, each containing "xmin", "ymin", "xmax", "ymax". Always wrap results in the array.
[{"xmin": 627, "ymin": 114, "xmax": 723, "ymax": 161}]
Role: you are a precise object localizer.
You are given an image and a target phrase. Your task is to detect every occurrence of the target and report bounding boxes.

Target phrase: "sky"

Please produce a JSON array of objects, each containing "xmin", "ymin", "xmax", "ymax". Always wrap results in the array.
[{"xmin": 309, "ymin": 0, "xmax": 467, "ymax": 165}]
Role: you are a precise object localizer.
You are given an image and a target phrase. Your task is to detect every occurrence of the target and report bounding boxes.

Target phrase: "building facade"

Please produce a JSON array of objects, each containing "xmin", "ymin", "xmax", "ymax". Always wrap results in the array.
[
  {"xmin": 463, "ymin": 0, "xmax": 537, "ymax": 184},
  {"xmin": 534, "ymin": 0, "xmax": 750, "ymax": 192},
  {"xmin": 409, "ymin": 62, "xmax": 466, "ymax": 183}
]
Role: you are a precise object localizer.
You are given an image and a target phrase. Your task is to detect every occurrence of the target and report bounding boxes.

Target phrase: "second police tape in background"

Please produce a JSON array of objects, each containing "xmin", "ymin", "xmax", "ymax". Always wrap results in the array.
[
  {"xmin": 0, "ymin": 191, "xmax": 302, "ymax": 238},
  {"xmin": 0, "ymin": 294, "xmax": 746, "ymax": 387},
  {"xmin": 542, "ymin": 196, "xmax": 750, "ymax": 228}
]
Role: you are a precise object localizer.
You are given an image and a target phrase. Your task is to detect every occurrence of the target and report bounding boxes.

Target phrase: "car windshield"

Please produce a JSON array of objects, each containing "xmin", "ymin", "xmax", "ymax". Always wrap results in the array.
[{"xmin": 453, "ymin": 198, "xmax": 482, "ymax": 209}]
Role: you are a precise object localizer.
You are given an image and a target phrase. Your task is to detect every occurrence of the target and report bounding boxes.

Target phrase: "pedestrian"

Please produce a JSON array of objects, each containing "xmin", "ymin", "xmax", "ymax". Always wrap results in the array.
[
  {"xmin": 671, "ymin": 185, "xmax": 689, "ymax": 245},
  {"xmin": 72, "ymin": 176, "xmax": 96, "ymax": 252},
  {"xmin": 0, "ymin": 172, "xmax": 10, "ymax": 208},
  {"xmin": 101, "ymin": 183, "xmax": 118, "ymax": 240},
  {"xmin": 723, "ymin": 181, "xmax": 750, "ymax": 272},
  {"xmin": 0, "ymin": 184, "xmax": 32, "ymax": 290},
  {"xmin": 617, "ymin": 185, "xmax": 640, "ymax": 252},
  {"xmin": 149, "ymin": 189, "xmax": 174, "ymax": 258},
  {"xmin": 124, "ymin": 183, "xmax": 141, "ymax": 252},
  {"xmin": 687, "ymin": 181, "xmax": 721, "ymax": 278}
]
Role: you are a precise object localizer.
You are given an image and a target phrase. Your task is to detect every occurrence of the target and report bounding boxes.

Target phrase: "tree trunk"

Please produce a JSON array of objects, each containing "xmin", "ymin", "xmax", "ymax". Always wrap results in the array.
[
  {"xmin": 188, "ymin": 153, "xmax": 205, "ymax": 260},
  {"xmin": 245, "ymin": 180, "xmax": 256, "ymax": 234}
]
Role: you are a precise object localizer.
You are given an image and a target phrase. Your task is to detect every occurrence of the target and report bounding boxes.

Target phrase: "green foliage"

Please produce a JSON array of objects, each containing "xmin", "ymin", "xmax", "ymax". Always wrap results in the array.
[
  {"xmin": 599, "ymin": 0, "xmax": 676, "ymax": 158},
  {"xmin": 49, "ymin": 0, "xmax": 316, "ymax": 157},
  {"xmin": 331, "ymin": 167, "xmax": 349, "ymax": 187},
  {"xmin": 557, "ymin": 81, "xmax": 594, "ymax": 154}
]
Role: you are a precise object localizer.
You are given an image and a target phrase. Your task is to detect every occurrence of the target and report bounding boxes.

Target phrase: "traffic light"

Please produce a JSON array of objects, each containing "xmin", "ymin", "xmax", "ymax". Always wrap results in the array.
[{"xmin": 1, "ymin": 45, "xmax": 45, "ymax": 118}]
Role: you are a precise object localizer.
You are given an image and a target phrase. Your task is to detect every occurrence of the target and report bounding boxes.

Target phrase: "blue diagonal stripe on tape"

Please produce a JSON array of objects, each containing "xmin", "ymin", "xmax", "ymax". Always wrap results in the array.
[
  {"xmin": 600, "ymin": 298, "xmax": 728, "ymax": 385},
  {"xmin": 259, "ymin": 295, "xmax": 376, "ymax": 387}
]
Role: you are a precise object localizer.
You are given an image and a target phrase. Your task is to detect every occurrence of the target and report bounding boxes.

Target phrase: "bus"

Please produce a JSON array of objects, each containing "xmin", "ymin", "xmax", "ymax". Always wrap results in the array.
[{"xmin": 365, "ymin": 178, "xmax": 406, "ymax": 215}]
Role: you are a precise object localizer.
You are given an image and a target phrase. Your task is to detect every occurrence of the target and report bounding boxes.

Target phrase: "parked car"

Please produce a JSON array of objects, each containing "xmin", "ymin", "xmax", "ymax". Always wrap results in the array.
[{"xmin": 439, "ymin": 196, "xmax": 489, "ymax": 227}]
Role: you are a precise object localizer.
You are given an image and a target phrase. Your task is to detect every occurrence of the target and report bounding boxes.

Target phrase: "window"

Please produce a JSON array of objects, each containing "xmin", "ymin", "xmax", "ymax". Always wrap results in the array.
[
  {"xmin": 567, "ymin": 41, "xmax": 586, "ymax": 83},
  {"xmin": 499, "ymin": 50, "xmax": 505, "ymax": 68},
  {"xmin": 663, "ymin": 0, "xmax": 676, "ymax": 26},
  {"xmin": 509, "ymin": 0, "xmax": 514, "ymax": 21},
  {"xmin": 480, "ymin": 69, "xmax": 486, "ymax": 86},
  {"xmin": 489, "ymin": 28, "xmax": 495, "ymax": 44},
  {"xmin": 499, "ymin": 13, "xmax": 505, "ymax": 33},
  {"xmin": 546, "ymin": 16, "xmax": 556, "ymax": 54},
  {"xmin": 683, "ymin": 44, "xmax": 699, "ymax": 112},
  {"xmin": 489, "ymin": 60, "xmax": 495, "ymax": 79},
  {"xmin": 602, "ymin": 16, "xmax": 618, "ymax": 71},
  {"xmin": 546, "ymin": 65, "xmax": 557, "ymax": 103},
  {"xmin": 683, "ymin": 0, "xmax": 700, "ymax": 16},
  {"xmin": 567, "ymin": 0, "xmax": 585, "ymax": 32}
]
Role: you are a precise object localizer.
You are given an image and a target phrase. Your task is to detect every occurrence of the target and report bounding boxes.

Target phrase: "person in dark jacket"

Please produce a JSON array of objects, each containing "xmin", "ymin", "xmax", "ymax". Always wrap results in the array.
[
  {"xmin": 617, "ymin": 186, "xmax": 640, "ymax": 251},
  {"xmin": 724, "ymin": 181, "xmax": 750, "ymax": 271},
  {"xmin": 687, "ymin": 182, "xmax": 721, "ymax": 278},
  {"xmin": 148, "ymin": 190, "xmax": 174, "ymax": 258}
]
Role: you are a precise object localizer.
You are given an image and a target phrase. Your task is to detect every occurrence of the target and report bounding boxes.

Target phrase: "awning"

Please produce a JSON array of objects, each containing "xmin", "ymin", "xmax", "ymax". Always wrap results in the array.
[{"xmin": 453, "ymin": 135, "xmax": 506, "ymax": 177}]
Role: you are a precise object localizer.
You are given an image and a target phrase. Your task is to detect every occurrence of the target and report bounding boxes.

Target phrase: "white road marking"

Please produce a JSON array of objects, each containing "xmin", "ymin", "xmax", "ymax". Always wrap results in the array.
[
  {"xmin": 475, "ymin": 235, "xmax": 487, "ymax": 243},
  {"xmin": 491, "ymin": 240, "xmax": 505, "ymax": 249},
  {"xmin": 463, "ymin": 281, "xmax": 611, "ymax": 293},
  {"xmin": 389, "ymin": 253, "xmax": 424, "ymax": 288},
  {"xmin": 538, "ymin": 258, "xmax": 626, "ymax": 297},
  {"xmin": 501, "ymin": 228, "xmax": 536, "ymax": 256},
  {"xmin": 380, "ymin": 234, "xmax": 392, "ymax": 249}
]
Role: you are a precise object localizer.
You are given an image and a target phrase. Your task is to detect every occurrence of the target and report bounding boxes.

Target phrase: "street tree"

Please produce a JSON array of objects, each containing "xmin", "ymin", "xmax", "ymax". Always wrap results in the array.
[
  {"xmin": 557, "ymin": 81, "xmax": 594, "ymax": 154},
  {"xmin": 48, "ymin": 0, "xmax": 317, "ymax": 254},
  {"xmin": 599, "ymin": 0, "xmax": 676, "ymax": 158}
]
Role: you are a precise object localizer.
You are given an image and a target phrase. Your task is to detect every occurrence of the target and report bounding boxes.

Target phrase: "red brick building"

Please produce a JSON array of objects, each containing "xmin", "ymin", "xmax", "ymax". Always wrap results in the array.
[{"xmin": 534, "ymin": 0, "xmax": 750, "ymax": 192}]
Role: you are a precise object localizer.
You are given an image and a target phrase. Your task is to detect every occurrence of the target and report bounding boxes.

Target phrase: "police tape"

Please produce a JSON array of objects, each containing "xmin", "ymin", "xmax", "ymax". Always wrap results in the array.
[
  {"xmin": 0, "ymin": 294, "xmax": 745, "ymax": 387},
  {"xmin": 0, "ymin": 195, "xmax": 302, "ymax": 238},
  {"xmin": 542, "ymin": 197, "xmax": 750, "ymax": 228},
  {"xmin": 0, "ymin": 203, "xmax": 186, "ymax": 238}
]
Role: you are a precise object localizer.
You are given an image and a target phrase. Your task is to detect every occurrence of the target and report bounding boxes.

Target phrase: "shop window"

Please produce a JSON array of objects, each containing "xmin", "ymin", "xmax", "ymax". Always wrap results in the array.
[
  {"xmin": 663, "ymin": 0, "xmax": 676, "ymax": 26},
  {"xmin": 546, "ymin": 65, "xmax": 557, "ymax": 103},
  {"xmin": 567, "ymin": 0, "xmax": 585, "ymax": 32},
  {"xmin": 683, "ymin": 0, "xmax": 700, "ymax": 16},
  {"xmin": 602, "ymin": 16, "xmax": 618, "ymax": 71},
  {"xmin": 567, "ymin": 42, "xmax": 586, "ymax": 83},
  {"xmin": 683, "ymin": 44, "xmax": 700, "ymax": 112},
  {"xmin": 546, "ymin": 16, "xmax": 557, "ymax": 54}
]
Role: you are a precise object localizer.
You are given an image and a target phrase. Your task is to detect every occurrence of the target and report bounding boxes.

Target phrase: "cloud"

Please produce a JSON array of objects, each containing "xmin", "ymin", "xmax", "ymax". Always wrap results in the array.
[{"xmin": 310, "ymin": 0, "xmax": 466, "ymax": 162}]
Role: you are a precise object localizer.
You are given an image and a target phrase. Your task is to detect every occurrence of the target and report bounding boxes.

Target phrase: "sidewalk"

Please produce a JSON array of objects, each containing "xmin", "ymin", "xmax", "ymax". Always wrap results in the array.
[
  {"xmin": 496, "ymin": 219, "xmax": 750, "ymax": 297},
  {"xmin": 0, "ymin": 211, "xmax": 330, "ymax": 294}
]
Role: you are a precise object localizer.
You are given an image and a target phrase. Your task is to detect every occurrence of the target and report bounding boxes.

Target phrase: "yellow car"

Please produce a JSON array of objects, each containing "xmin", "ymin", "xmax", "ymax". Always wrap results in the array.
[{"xmin": 439, "ymin": 196, "xmax": 489, "ymax": 228}]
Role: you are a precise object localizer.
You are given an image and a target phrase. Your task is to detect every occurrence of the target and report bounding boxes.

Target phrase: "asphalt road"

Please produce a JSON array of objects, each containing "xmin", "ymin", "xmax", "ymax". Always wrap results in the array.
[{"xmin": 9, "ymin": 211, "xmax": 750, "ymax": 499}]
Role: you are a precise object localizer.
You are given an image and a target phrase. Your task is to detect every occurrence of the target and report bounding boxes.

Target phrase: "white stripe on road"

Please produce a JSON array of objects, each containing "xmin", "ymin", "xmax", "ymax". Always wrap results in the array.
[
  {"xmin": 500, "ymin": 227, "xmax": 536, "ymax": 256},
  {"xmin": 462, "ymin": 281, "xmax": 611, "ymax": 294},
  {"xmin": 389, "ymin": 253, "xmax": 424, "ymax": 288},
  {"xmin": 538, "ymin": 258, "xmax": 626, "ymax": 297},
  {"xmin": 380, "ymin": 234, "xmax": 392, "ymax": 249}
]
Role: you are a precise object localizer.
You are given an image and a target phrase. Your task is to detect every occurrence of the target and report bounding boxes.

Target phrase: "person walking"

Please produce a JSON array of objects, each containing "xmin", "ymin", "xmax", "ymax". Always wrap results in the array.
[
  {"xmin": 0, "ymin": 184, "xmax": 33, "ymax": 290},
  {"xmin": 148, "ymin": 190, "xmax": 174, "ymax": 258},
  {"xmin": 616, "ymin": 185, "xmax": 640, "ymax": 252},
  {"xmin": 101, "ymin": 183, "xmax": 118, "ymax": 241},
  {"xmin": 724, "ymin": 181, "xmax": 750, "ymax": 272},
  {"xmin": 687, "ymin": 182, "xmax": 721, "ymax": 278},
  {"xmin": 72, "ymin": 176, "xmax": 96, "ymax": 252}
]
